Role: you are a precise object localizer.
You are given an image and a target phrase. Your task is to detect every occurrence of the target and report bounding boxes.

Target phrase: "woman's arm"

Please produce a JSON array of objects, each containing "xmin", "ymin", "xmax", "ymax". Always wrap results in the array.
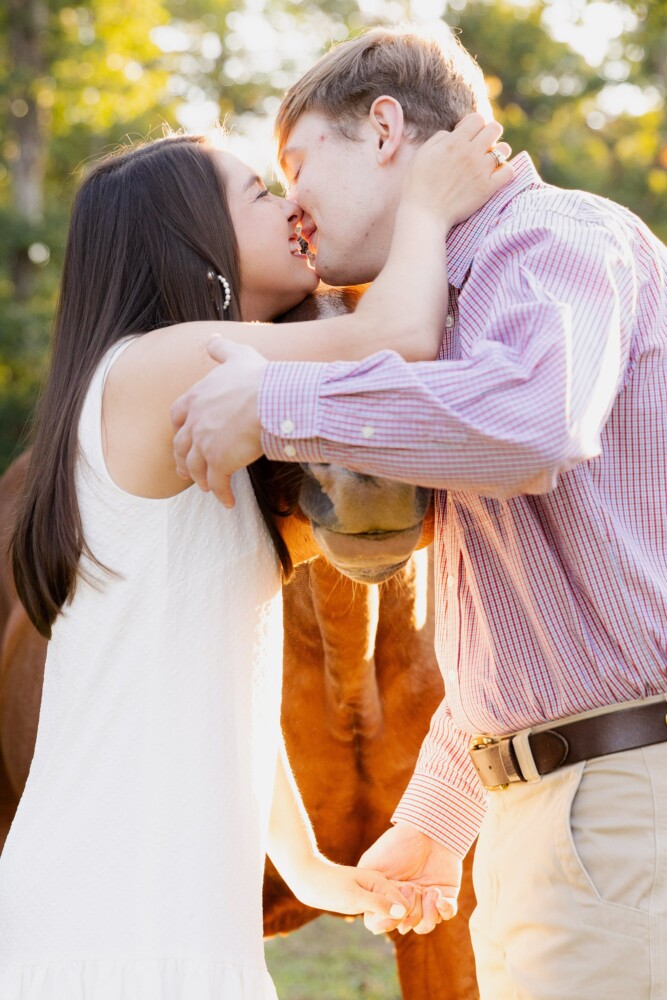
[
  {"xmin": 267, "ymin": 738, "xmax": 413, "ymax": 926},
  {"xmin": 104, "ymin": 116, "xmax": 512, "ymax": 498}
]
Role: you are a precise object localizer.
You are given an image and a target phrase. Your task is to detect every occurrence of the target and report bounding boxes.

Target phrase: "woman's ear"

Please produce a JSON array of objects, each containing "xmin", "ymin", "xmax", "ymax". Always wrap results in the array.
[{"xmin": 368, "ymin": 96, "xmax": 405, "ymax": 165}]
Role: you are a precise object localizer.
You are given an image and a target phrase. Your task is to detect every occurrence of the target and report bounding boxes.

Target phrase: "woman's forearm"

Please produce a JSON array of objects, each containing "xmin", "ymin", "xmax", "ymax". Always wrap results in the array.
[
  {"xmin": 172, "ymin": 205, "xmax": 449, "ymax": 368},
  {"xmin": 267, "ymin": 738, "xmax": 333, "ymax": 896}
]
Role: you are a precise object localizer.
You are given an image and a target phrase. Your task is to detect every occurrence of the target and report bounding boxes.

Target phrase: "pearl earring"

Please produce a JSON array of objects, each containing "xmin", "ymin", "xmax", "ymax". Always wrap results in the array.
[{"xmin": 207, "ymin": 269, "xmax": 231, "ymax": 313}]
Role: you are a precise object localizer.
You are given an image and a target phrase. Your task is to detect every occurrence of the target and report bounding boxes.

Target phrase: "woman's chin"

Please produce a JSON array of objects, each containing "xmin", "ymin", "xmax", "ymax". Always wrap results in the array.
[
  {"xmin": 288, "ymin": 268, "xmax": 320, "ymax": 301},
  {"xmin": 262, "ymin": 268, "xmax": 320, "ymax": 320}
]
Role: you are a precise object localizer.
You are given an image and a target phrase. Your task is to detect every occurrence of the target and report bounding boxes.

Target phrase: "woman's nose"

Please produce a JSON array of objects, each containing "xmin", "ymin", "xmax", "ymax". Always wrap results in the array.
[{"xmin": 283, "ymin": 198, "xmax": 302, "ymax": 225}]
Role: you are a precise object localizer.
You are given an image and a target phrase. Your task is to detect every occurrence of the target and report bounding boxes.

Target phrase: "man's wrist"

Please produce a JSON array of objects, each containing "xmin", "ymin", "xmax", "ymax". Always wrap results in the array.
[
  {"xmin": 393, "ymin": 773, "xmax": 487, "ymax": 860},
  {"xmin": 258, "ymin": 360, "xmax": 328, "ymax": 464}
]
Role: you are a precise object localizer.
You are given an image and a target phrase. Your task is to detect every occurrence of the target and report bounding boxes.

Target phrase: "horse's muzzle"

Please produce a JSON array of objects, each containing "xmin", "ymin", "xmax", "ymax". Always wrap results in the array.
[{"xmin": 311, "ymin": 522, "xmax": 423, "ymax": 583}]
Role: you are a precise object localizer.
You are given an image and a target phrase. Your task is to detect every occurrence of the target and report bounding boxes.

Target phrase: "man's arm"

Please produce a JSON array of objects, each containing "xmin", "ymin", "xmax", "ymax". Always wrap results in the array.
[
  {"xmin": 260, "ymin": 211, "xmax": 635, "ymax": 496},
  {"xmin": 356, "ymin": 694, "xmax": 487, "ymax": 935},
  {"xmin": 392, "ymin": 695, "xmax": 487, "ymax": 857}
]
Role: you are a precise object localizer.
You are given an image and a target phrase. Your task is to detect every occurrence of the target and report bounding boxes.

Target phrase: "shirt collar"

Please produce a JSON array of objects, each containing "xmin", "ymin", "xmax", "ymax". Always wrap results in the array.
[{"xmin": 446, "ymin": 152, "xmax": 543, "ymax": 289}]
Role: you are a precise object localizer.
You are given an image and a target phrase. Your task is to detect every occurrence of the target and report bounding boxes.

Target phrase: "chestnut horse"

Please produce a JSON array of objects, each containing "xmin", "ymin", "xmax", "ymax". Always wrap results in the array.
[{"xmin": 0, "ymin": 289, "xmax": 478, "ymax": 998}]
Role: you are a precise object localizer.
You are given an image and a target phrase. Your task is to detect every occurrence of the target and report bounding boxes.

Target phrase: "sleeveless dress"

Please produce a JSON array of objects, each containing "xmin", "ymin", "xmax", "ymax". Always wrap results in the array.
[{"xmin": 0, "ymin": 339, "xmax": 284, "ymax": 998}]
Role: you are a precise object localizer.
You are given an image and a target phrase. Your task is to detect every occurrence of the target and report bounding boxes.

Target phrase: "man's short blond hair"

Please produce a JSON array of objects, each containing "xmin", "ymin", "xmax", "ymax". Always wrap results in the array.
[{"xmin": 275, "ymin": 26, "xmax": 489, "ymax": 157}]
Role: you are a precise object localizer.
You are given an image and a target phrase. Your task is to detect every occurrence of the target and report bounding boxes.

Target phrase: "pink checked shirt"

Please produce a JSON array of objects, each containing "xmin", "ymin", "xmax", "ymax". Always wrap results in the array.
[{"xmin": 259, "ymin": 153, "xmax": 667, "ymax": 857}]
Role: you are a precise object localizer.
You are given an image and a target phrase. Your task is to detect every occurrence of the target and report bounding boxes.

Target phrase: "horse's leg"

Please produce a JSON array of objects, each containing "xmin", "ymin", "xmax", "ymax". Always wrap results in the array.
[
  {"xmin": 0, "ymin": 600, "xmax": 42, "ymax": 851},
  {"xmin": 391, "ymin": 849, "xmax": 479, "ymax": 1000},
  {"xmin": 0, "ymin": 755, "xmax": 18, "ymax": 852},
  {"xmin": 0, "ymin": 601, "xmax": 45, "ymax": 798}
]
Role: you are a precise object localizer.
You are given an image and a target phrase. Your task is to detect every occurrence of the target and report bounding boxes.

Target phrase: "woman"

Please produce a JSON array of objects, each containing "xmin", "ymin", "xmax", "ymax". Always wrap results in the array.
[{"xmin": 3, "ymin": 120, "xmax": 510, "ymax": 997}]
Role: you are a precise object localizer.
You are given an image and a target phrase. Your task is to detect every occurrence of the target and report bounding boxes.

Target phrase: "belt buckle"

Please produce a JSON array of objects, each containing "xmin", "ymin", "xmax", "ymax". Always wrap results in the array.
[{"xmin": 469, "ymin": 735, "xmax": 510, "ymax": 791}]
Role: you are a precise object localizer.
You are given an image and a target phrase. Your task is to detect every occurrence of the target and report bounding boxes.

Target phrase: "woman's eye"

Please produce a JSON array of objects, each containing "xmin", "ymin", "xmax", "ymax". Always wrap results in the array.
[{"xmin": 256, "ymin": 188, "xmax": 269, "ymax": 200}]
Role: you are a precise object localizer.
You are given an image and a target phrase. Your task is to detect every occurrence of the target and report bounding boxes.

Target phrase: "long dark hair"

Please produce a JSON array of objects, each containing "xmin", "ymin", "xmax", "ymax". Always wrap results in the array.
[{"xmin": 12, "ymin": 134, "xmax": 294, "ymax": 639}]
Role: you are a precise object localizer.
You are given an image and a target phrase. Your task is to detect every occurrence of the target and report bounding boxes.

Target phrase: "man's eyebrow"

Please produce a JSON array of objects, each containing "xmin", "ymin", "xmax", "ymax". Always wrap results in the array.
[{"xmin": 243, "ymin": 174, "xmax": 264, "ymax": 193}]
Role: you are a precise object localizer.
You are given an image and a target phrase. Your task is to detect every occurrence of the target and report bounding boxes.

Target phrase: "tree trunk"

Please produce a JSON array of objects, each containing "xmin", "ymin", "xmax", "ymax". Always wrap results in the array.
[{"xmin": 7, "ymin": 0, "xmax": 49, "ymax": 299}]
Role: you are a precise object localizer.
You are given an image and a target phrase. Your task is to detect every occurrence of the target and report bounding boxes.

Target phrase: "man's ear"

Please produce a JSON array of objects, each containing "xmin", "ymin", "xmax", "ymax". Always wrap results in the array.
[{"xmin": 368, "ymin": 96, "xmax": 405, "ymax": 165}]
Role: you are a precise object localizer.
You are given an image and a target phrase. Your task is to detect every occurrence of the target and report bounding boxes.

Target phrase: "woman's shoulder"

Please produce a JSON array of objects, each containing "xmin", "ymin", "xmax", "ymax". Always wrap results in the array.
[
  {"xmin": 109, "ymin": 324, "xmax": 217, "ymax": 399},
  {"xmin": 101, "ymin": 325, "xmax": 218, "ymax": 501}
]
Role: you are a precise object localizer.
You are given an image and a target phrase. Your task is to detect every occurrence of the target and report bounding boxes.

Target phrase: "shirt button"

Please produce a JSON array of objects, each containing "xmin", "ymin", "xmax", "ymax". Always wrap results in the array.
[
  {"xmin": 445, "ymin": 315, "xmax": 455, "ymax": 329},
  {"xmin": 280, "ymin": 419, "xmax": 294, "ymax": 435},
  {"xmin": 283, "ymin": 444, "xmax": 297, "ymax": 457},
  {"xmin": 447, "ymin": 575, "xmax": 455, "ymax": 589},
  {"xmin": 361, "ymin": 425, "xmax": 375, "ymax": 439}
]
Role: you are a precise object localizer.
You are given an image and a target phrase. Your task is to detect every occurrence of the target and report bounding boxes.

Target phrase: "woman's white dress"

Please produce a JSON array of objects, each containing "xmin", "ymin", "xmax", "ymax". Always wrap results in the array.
[{"xmin": 0, "ymin": 340, "xmax": 284, "ymax": 998}]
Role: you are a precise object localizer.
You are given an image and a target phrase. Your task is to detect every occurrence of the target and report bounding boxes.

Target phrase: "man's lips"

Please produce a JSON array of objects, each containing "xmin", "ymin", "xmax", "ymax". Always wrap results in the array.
[{"xmin": 299, "ymin": 225, "xmax": 318, "ymax": 257}]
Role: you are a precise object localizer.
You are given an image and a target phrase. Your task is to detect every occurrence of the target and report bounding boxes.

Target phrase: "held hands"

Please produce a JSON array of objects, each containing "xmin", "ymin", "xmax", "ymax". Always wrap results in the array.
[
  {"xmin": 292, "ymin": 856, "xmax": 417, "ymax": 930},
  {"xmin": 401, "ymin": 112, "xmax": 514, "ymax": 232},
  {"xmin": 170, "ymin": 337, "xmax": 266, "ymax": 507},
  {"xmin": 358, "ymin": 822, "xmax": 463, "ymax": 936},
  {"xmin": 280, "ymin": 824, "xmax": 461, "ymax": 938}
]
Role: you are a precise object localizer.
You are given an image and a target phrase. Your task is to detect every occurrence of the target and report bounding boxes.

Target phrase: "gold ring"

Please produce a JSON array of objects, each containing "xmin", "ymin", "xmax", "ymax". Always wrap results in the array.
[{"xmin": 488, "ymin": 148, "xmax": 505, "ymax": 168}]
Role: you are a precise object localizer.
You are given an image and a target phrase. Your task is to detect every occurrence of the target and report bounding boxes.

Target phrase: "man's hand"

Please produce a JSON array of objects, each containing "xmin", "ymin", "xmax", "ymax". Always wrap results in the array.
[
  {"xmin": 170, "ymin": 337, "xmax": 268, "ymax": 507},
  {"xmin": 359, "ymin": 822, "xmax": 462, "ymax": 936}
]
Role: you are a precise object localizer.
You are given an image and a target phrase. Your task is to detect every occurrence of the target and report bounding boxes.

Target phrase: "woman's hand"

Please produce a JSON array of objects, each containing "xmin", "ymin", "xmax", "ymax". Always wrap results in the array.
[
  {"xmin": 402, "ymin": 112, "xmax": 514, "ymax": 232},
  {"xmin": 290, "ymin": 855, "xmax": 417, "ymax": 930}
]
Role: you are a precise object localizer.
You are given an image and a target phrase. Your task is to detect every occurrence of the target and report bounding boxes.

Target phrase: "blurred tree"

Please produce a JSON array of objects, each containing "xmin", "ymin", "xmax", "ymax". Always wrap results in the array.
[{"xmin": 0, "ymin": 0, "xmax": 173, "ymax": 467}]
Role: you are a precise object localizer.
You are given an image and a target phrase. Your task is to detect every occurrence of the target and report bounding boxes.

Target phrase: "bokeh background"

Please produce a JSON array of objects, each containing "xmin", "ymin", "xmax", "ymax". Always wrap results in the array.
[
  {"xmin": 0, "ymin": 1, "xmax": 665, "ymax": 995},
  {"xmin": 1, "ymin": 0, "xmax": 666, "ymax": 472}
]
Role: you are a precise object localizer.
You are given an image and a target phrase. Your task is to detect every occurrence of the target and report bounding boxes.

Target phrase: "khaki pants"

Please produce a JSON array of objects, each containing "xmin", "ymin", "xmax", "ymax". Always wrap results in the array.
[{"xmin": 470, "ymin": 741, "xmax": 667, "ymax": 999}]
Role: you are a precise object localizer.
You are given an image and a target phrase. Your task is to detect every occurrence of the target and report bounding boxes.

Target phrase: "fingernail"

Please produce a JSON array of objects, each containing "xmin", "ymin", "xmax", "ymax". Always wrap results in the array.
[{"xmin": 389, "ymin": 904, "xmax": 407, "ymax": 919}]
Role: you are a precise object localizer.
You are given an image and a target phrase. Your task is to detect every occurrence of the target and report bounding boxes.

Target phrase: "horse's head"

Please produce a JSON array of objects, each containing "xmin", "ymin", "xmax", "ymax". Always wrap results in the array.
[
  {"xmin": 297, "ymin": 463, "xmax": 432, "ymax": 583},
  {"xmin": 274, "ymin": 287, "xmax": 433, "ymax": 582}
]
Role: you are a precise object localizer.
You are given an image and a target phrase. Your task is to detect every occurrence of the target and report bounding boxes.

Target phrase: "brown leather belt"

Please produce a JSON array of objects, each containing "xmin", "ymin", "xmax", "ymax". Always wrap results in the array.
[{"xmin": 469, "ymin": 696, "xmax": 667, "ymax": 790}]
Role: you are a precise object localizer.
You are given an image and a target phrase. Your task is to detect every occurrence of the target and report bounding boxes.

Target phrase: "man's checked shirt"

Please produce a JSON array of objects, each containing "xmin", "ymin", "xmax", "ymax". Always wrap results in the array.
[{"xmin": 259, "ymin": 153, "xmax": 667, "ymax": 857}]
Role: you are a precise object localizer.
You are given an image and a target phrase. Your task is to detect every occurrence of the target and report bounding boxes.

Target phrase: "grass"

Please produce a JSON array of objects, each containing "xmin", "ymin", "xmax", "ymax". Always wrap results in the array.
[{"xmin": 265, "ymin": 915, "xmax": 401, "ymax": 1000}]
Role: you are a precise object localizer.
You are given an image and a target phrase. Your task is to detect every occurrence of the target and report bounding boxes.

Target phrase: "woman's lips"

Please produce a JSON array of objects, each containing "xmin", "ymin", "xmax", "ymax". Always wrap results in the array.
[{"xmin": 288, "ymin": 235, "xmax": 308, "ymax": 257}]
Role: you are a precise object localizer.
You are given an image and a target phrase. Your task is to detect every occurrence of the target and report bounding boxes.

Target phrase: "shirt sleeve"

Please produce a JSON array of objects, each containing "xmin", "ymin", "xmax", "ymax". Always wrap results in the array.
[
  {"xmin": 391, "ymin": 696, "xmax": 488, "ymax": 858},
  {"xmin": 259, "ymin": 207, "xmax": 635, "ymax": 498}
]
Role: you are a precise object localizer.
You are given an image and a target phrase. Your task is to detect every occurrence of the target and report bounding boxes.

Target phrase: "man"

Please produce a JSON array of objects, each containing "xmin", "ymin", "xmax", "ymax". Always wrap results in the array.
[{"xmin": 171, "ymin": 27, "xmax": 667, "ymax": 1000}]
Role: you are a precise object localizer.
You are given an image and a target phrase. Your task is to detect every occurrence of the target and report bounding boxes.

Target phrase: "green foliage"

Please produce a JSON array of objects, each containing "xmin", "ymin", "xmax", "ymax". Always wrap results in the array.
[
  {"xmin": 0, "ymin": 0, "xmax": 666, "ymax": 472},
  {"xmin": 265, "ymin": 915, "xmax": 400, "ymax": 1000}
]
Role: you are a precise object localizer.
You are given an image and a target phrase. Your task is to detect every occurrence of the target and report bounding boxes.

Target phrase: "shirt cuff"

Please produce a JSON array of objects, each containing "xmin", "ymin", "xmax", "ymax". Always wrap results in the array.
[
  {"xmin": 259, "ymin": 360, "xmax": 328, "ymax": 463},
  {"xmin": 392, "ymin": 772, "xmax": 487, "ymax": 859}
]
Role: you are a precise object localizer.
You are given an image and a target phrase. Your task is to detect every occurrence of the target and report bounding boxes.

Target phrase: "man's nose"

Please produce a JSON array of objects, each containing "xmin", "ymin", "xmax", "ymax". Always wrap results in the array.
[{"xmin": 299, "ymin": 210, "xmax": 315, "ymax": 236}]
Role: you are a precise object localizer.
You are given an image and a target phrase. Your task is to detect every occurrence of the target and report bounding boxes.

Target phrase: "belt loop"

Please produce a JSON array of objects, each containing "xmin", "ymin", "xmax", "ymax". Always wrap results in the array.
[{"xmin": 511, "ymin": 728, "xmax": 542, "ymax": 784}]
